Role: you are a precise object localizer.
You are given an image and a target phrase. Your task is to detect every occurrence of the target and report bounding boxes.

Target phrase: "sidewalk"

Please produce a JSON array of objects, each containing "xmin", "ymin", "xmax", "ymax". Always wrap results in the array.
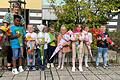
[{"xmin": 0, "ymin": 64, "xmax": 120, "ymax": 80}]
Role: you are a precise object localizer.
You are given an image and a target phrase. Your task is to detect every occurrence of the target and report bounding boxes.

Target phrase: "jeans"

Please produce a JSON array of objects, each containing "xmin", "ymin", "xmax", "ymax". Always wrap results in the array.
[
  {"xmin": 37, "ymin": 48, "xmax": 47, "ymax": 69},
  {"xmin": 12, "ymin": 48, "xmax": 21, "ymax": 60},
  {"xmin": 96, "ymin": 47, "xmax": 108, "ymax": 66},
  {"xmin": 47, "ymin": 45, "xmax": 56, "ymax": 63}
]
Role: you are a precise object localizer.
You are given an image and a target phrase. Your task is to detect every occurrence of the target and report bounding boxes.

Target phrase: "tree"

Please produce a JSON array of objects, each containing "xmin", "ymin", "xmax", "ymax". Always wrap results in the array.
[{"xmin": 50, "ymin": 0, "xmax": 120, "ymax": 29}]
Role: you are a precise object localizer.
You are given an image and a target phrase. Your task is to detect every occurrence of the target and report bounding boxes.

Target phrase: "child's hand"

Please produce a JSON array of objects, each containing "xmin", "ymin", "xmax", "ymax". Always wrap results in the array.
[{"xmin": 16, "ymin": 33, "xmax": 21, "ymax": 38}]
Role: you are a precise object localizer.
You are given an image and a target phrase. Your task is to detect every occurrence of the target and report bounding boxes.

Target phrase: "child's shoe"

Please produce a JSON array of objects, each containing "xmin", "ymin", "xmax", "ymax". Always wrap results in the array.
[
  {"xmin": 51, "ymin": 63, "xmax": 54, "ymax": 68},
  {"xmin": 12, "ymin": 68, "xmax": 19, "ymax": 74},
  {"xmin": 79, "ymin": 66, "xmax": 83, "ymax": 72},
  {"xmin": 47, "ymin": 63, "xmax": 50, "ymax": 69},
  {"xmin": 56, "ymin": 66, "xmax": 60, "ymax": 69},
  {"xmin": 72, "ymin": 67, "xmax": 76, "ymax": 72},
  {"xmin": 19, "ymin": 66, "xmax": 24, "ymax": 72}
]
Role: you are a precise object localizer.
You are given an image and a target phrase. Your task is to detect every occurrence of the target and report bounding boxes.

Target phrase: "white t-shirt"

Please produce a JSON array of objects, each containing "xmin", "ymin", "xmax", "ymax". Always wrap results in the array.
[
  {"xmin": 25, "ymin": 32, "xmax": 38, "ymax": 49},
  {"xmin": 37, "ymin": 32, "xmax": 50, "ymax": 49}
]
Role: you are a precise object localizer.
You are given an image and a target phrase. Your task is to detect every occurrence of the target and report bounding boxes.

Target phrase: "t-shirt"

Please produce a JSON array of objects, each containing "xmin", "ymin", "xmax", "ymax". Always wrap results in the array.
[
  {"xmin": 3, "ymin": 13, "xmax": 25, "ymax": 26},
  {"xmin": 37, "ymin": 32, "xmax": 50, "ymax": 49},
  {"xmin": 10, "ymin": 25, "xmax": 26, "ymax": 48},
  {"xmin": 97, "ymin": 32, "xmax": 108, "ymax": 48},
  {"xmin": 26, "ymin": 32, "xmax": 37, "ymax": 49},
  {"xmin": 48, "ymin": 32, "xmax": 56, "ymax": 46}
]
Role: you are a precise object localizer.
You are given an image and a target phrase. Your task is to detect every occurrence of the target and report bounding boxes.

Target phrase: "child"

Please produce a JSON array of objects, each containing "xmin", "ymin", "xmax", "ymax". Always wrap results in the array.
[
  {"xmin": 83, "ymin": 25, "xmax": 93, "ymax": 68},
  {"xmin": 10, "ymin": 15, "xmax": 25, "ymax": 74},
  {"xmin": 71, "ymin": 24, "xmax": 83, "ymax": 72},
  {"xmin": 47, "ymin": 27, "xmax": 57, "ymax": 68},
  {"xmin": 96, "ymin": 24, "xmax": 113, "ymax": 68},
  {"xmin": 37, "ymin": 26, "xmax": 50, "ymax": 70},
  {"xmin": 25, "ymin": 25, "xmax": 37, "ymax": 70},
  {"xmin": 76, "ymin": 25, "xmax": 93, "ymax": 72},
  {"xmin": 0, "ymin": 21, "xmax": 12, "ymax": 70},
  {"xmin": 56, "ymin": 25, "xmax": 71, "ymax": 69}
]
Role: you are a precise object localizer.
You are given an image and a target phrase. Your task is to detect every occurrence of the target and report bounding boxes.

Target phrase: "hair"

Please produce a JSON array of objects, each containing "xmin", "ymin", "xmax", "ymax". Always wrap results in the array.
[
  {"xmin": 49, "ymin": 27, "xmax": 54, "ymax": 31},
  {"xmin": 42, "ymin": 26, "xmax": 48, "ymax": 32},
  {"xmin": 60, "ymin": 25, "xmax": 67, "ymax": 30},
  {"xmin": 12, "ymin": 2, "xmax": 21, "ymax": 8},
  {"xmin": 82, "ymin": 24, "xmax": 89, "ymax": 29},
  {"xmin": 74, "ymin": 24, "xmax": 83, "ymax": 32},
  {"xmin": 14, "ymin": 15, "xmax": 21, "ymax": 20}
]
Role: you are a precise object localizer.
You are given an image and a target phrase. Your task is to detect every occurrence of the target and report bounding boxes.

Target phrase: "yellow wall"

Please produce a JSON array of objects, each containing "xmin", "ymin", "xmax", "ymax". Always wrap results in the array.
[
  {"xmin": 0, "ymin": 0, "xmax": 42, "ymax": 9},
  {"xmin": 0, "ymin": 0, "xmax": 9, "ymax": 8},
  {"xmin": 26, "ymin": 0, "xmax": 42, "ymax": 9}
]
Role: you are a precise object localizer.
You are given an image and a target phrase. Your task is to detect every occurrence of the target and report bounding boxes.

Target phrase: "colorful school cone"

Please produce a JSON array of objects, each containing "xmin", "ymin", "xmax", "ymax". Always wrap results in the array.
[{"xmin": 38, "ymin": 38, "xmax": 45, "ymax": 65}]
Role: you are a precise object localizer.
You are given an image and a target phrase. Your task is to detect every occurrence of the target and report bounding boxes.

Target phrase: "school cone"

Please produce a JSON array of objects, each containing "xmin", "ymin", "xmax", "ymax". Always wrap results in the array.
[{"xmin": 49, "ymin": 45, "xmax": 62, "ymax": 60}]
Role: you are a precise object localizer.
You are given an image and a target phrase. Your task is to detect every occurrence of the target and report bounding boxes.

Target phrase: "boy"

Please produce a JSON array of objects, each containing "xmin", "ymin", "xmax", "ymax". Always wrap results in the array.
[
  {"xmin": 25, "ymin": 25, "xmax": 37, "ymax": 70},
  {"xmin": 10, "ymin": 15, "xmax": 25, "ymax": 74},
  {"xmin": 96, "ymin": 24, "xmax": 113, "ymax": 68}
]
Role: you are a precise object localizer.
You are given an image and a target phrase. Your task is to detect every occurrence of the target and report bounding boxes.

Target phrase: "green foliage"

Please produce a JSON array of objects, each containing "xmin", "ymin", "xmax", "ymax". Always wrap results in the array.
[
  {"xmin": 51, "ymin": 0, "xmax": 120, "ymax": 29},
  {"xmin": 108, "ymin": 29, "xmax": 120, "ymax": 51}
]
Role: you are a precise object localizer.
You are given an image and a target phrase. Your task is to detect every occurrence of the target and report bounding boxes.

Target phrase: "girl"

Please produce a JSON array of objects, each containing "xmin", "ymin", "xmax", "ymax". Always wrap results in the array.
[
  {"xmin": 47, "ymin": 27, "xmax": 57, "ymax": 68},
  {"xmin": 57, "ymin": 25, "xmax": 71, "ymax": 69},
  {"xmin": 71, "ymin": 24, "xmax": 83, "ymax": 72}
]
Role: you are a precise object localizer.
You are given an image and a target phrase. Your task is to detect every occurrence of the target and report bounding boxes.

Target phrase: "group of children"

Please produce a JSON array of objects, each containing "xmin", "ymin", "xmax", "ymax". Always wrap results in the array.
[{"xmin": 0, "ymin": 14, "xmax": 113, "ymax": 75}]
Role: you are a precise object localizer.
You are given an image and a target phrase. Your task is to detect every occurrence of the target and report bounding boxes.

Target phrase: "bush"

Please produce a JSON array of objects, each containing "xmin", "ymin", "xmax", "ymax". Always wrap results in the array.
[{"xmin": 108, "ymin": 29, "xmax": 120, "ymax": 51}]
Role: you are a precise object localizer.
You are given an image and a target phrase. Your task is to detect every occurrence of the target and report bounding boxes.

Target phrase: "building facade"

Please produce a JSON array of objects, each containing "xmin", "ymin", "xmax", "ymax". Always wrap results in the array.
[{"xmin": 0, "ymin": 0, "xmax": 42, "ymax": 27}]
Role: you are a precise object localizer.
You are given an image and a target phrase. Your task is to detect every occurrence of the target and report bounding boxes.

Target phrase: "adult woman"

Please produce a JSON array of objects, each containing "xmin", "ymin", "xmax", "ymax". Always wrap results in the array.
[{"xmin": 2, "ymin": 2, "xmax": 25, "ymax": 69}]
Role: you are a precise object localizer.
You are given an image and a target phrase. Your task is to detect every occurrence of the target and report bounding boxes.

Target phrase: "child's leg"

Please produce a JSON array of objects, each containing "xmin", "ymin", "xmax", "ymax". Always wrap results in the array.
[
  {"xmin": 32, "ymin": 50, "xmax": 36, "ymax": 66},
  {"xmin": 20, "ymin": 46, "xmax": 24, "ymax": 57},
  {"xmin": 78, "ymin": 41, "xmax": 84, "ymax": 71},
  {"xmin": 96, "ymin": 47, "xmax": 103, "ymax": 66},
  {"xmin": 103, "ymin": 48, "xmax": 108, "ymax": 66},
  {"xmin": 27, "ymin": 54, "xmax": 30, "ymax": 66},
  {"xmin": 84, "ymin": 53, "xmax": 89, "ymax": 67},
  {"xmin": 12, "ymin": 48, "xmax": 19, "ymax": 74},
  {"xmin": 72, "ymin": 42, "xmax": 76, "ymax": 68},
  {"xmin": 57, "ymin": 51, "xmax": 62, "ymax": 69},
  {"xmin": 61, "ymin": 53, "xmax": 65, "ymax": 69},
  {"xmin": 43, "ymin": 49, "xmax": 47, "ymax": 67}
]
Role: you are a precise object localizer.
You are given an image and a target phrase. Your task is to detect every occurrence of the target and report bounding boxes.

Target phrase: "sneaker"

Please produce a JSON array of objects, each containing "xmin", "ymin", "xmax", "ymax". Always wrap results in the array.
[
  {"xmin": 26, "ymin": 67, "xmax": 30, "ymax": 71},
  {"xmin": 96, "ymin": 66, "xmax": 99, "ymax": 69},
  {"xmin": 72, "ymin": 67, "xmax": 76, "ymax": 72},
  {"xmin": 79, "ymin": 66, "xmax": 83, "ymax": 72},
  {"xmin": 12, "ymin": 68, "xmax": 19, "ymax": 74},
  {"xmin": 60, "ymin": 66, "xmax": 64, "ymax": 70},
  {"xmin": 51, "ymin": 63, "xmax": 54, "ymax": 68},
  {"xmin": 56, "ymin": 66, "xmax": 60, "ymax": 69},
  {"xmin": 47, "ymin": 63, "xmax": 50, "ymax": 69},
  {"xmin": 103, "ymin": 65, "xmax": 108, "ymax": 69},
  {"xmin": 32, "ymin": 67, "xmax": 36, "ymax": 71},
  {"xmin": 85, "ymin": 64, "xmax": 89, "ymax": 68},
  {"xmin": 18, "ymin": 66, "xmax": 24, "ymax": 72}
]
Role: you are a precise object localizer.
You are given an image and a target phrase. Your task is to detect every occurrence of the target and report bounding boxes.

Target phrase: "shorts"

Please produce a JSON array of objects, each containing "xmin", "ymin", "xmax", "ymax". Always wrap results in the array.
[{"xmin": 12, "ymin": 48, "xmax": 21, "ymax": 60}]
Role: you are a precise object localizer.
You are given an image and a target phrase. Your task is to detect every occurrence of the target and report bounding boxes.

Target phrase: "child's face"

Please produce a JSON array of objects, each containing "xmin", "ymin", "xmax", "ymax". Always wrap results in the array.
[
  {"xmin": 100, "ymin": 25, "xmax": 106, "ymax": 32},
  {"xmin": 61, "ymin": 27, "xmax": 67, "ymax": 34},
  {"xmin": 84, "ymin": 27, "xmax": 89, "ymax": 32},
  {"xmin": 27, "ymin": 25, "xmax": 34, "ymax": 33},
  {"xmin": 13, "ymin": 7, "xmax": 20, "ymax": 14},
  {"xmin": 14, "ymin": 18, "xmax": 21, "ymax": 26},
  {"xmin": 50, "ymin": 29, "xmax": 55, "ymax": 33}
]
